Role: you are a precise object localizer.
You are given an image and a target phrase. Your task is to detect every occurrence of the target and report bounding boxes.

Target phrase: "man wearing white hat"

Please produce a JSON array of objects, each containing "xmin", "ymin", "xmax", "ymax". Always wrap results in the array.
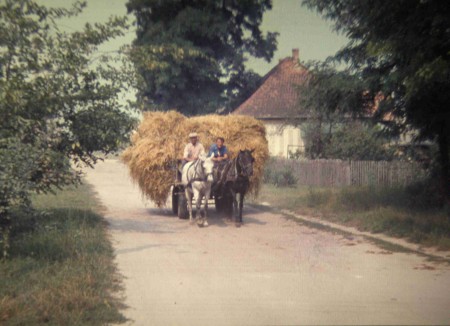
[{"xmin": 182, "ymin": 132, "xmax": 205, "ymax": 164}]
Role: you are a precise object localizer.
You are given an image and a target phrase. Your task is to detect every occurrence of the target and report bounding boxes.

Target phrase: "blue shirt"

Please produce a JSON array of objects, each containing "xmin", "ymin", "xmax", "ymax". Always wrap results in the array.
[{"xmin": 208, "ymin": 144, "xmax": 228, "ymax": 158}]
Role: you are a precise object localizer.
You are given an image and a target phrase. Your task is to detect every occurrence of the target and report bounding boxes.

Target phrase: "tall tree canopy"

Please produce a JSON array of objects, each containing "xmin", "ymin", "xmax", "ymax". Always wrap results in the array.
[
  {"xmin": 0, "ymin": 0, "xmax": 136, "ymax": 256},
  {"xmin": 302, "ymin": 0, "xmax": 450, "ymax": 202},
  {"xmin": 126, "ymin": 0, "xmax": 277, "ymax": 115}
]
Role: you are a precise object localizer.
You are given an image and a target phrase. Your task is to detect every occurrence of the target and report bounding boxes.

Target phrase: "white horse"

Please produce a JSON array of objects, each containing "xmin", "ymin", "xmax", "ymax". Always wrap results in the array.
[{"xmin": 181, "ymin": 154, "xmax": 214, "ymax": 226}]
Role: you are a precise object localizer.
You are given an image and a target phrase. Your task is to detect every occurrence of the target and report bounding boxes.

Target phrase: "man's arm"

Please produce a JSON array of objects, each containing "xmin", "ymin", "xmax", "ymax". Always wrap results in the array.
[
  {"xmin": 183, "ymin": 144, "xmax": 191, "ymax": 161},
  {"xmin": 208, "ymin": 145, "xmax": 214, "ymax": 157},
  {"xmin": 221, "ymin": 146, "xmax": 229, "ymax": 160},
  {"xmin": 210, "ymin": 144, "xmax": 222, "ymax": 161}
]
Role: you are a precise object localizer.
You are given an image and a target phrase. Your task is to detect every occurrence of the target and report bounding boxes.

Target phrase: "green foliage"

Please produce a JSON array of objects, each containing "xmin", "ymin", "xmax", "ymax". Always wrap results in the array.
[
  {"xmin": 256, "ymin": 184, "xmax": 450, "ymax": 249},
  {"xmin": 298, "ymin": 63, "xmax": 368, "ymax": 121},
  {"xmin": 0, "ymin": 184, "xmax": 125, "ymax": 325},
  {"xmin": 127, "ymin": 0, "xmax": 278, "ymax": 114},
  {"xmin": 302, "ymin": 0, "xmax": 450, "ymax": 203},
  {"xmin": 337, "ymin": 186, "xmax": 409, "ymax": 211},
  {"xmin": 226, "ymin": 70, "xmax": 263, "ymax": 114},
  {"xmin": 302, "ymin": 121, "xmax": 394, "ymax": 160},
  {"xmin": 325, "ymin": 123, "xmax": 394, "ymax": 160},
  {"xmin": 288, "ymin": 148, "xmax": 304, "ymax": 160},
  {"xmin": 263, "ymin": 159, "xmax": 298, "ymax": 187},
  {"xmin": 306, "ymin": 187, "xmax": 332, "ymax": 208},
  {"xmin": 297, "ymin": 65, "xmax": 390, "ymax": 160},
  {"xmin": 405, "ymin": 177, "xmax": 445, "ymax": 210},
  {"xmin": 0, "ymin": 0, "xmax": 137, "ymax": 257}
]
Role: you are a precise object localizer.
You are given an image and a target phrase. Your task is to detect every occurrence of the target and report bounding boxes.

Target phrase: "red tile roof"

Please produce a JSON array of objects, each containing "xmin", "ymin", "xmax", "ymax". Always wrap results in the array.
[{"xmin": 233, "ymin": 54, "xmax": 309, "ymax": 119}]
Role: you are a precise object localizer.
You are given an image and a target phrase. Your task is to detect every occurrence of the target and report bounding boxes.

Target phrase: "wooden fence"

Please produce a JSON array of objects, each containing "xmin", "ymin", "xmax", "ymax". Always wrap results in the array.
[{"xmin": 270, "ymin": 158, "xmax": 425, "ymax": 187}]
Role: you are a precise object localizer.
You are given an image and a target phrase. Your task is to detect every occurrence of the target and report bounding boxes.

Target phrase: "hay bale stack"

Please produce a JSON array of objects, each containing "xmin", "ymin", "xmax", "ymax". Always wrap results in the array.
[{"xmin": 121, "ymin": 111, "xmax": 269, "ymax": 207}]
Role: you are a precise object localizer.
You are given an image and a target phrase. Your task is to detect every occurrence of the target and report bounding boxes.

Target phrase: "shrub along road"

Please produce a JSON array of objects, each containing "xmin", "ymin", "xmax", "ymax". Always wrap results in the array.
[{"xmin": 85, "ymin": 159, "xmax": 450, "ymax": 325}]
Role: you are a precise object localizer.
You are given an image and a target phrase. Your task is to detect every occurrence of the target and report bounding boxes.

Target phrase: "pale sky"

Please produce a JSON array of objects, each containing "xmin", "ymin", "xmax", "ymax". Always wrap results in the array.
[
  {"xmin": 245, "ymin": 0, "xmax": 348, "ymax": 73},
  {"xmin": 38, "ymin": 0, "xmax": 348, "ymax": 76}
]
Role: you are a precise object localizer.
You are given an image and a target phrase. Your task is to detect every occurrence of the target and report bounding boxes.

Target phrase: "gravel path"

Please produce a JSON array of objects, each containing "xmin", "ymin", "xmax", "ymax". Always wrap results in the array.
[{"xmin": 85, "ymin": 159, "xmax": 450, "ymax": 325}]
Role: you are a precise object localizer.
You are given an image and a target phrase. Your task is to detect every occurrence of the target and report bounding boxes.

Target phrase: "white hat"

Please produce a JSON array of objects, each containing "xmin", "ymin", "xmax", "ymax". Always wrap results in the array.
[{"xmin": 189, "ymin": 132, "xmax": 198, "ymax": 138}]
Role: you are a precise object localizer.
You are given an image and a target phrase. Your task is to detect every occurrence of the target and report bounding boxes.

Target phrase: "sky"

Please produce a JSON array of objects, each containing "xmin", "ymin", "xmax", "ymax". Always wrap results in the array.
[
  {"xmin": 245, "ymin": 0, "xmax": 348, "ymax": 74},
  {"xmin": 38, "ymin": 0, "xmax": 349, "ymax": 76}
]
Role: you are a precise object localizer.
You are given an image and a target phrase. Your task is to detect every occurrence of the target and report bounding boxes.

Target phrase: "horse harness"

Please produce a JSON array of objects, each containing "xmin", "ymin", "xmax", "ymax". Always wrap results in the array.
[
  {"xmin": 218, "ymin": 153, "xmax": 252, "ymax": 184},
  {"xmin": 186, "ymin": 159, "xmax": 212, "ymax": 186},
  {"xmin": 236, "ymin": 152, "xmax": 253, "ymax": 177}
]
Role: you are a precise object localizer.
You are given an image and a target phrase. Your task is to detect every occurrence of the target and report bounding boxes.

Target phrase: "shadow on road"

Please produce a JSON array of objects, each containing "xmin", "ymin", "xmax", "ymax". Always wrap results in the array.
[
  {"xmin": 108, "ymin": 217, "xmax": 176, "ymax": 234},
  {"xmin": 108, "ymin": 206, "xmax": 267, "ymax": 233},
  {"xmin": 185, "ymin": 211, "xmax": 268, "ymax": 227},
  {"xmin": 116, "ymin": 243, "xmax": 178, "ymax": 255}
]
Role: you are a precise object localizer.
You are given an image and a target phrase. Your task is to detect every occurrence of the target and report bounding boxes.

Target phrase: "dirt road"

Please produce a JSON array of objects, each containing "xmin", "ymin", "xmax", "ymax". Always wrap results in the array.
[{"xmin": 85, "ymin": 159, "xmax": 450, "ymax": 325}]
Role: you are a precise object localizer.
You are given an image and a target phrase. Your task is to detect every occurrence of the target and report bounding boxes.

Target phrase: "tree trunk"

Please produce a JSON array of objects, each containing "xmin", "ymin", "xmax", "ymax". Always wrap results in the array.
[
  {"xmin": 437, "ymin": 123, "xmax": 450, "ymax": 207},
  {"xmin": 0, "ymin": 212, "xmax": 11, "ymax": 260}
]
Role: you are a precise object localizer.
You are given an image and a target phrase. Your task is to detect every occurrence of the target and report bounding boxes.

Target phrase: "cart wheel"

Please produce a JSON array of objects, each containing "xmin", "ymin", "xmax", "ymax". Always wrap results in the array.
[
  {"xmin": 172, "ymin": 187, "xmax": 179, "ymax": 215},
  {"xmin": 177, "ymin": 192, "xmax": 188, "ymax": 219}
]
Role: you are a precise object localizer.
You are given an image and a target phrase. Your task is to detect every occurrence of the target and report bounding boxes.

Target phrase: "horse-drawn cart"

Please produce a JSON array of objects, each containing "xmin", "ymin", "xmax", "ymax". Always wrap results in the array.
[
  {"xmin": 122, "ymin": 112, "xmax": 268, "ymax": 225},
  {"xmin": 169, "ymin": 160, "xmax": 232, "ymax": 220}
]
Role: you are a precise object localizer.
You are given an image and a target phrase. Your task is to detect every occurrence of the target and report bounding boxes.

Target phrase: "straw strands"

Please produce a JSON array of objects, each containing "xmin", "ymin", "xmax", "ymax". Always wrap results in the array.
[{"xmin": 121, "ymin": 111, "xmax": 269, "ymax": 207}]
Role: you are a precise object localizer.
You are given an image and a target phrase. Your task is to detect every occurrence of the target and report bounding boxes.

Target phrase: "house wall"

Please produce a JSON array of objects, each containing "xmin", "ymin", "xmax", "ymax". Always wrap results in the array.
[{"xmin": 264, "ymin": 121, "xmax": 304, "ymax": 157}]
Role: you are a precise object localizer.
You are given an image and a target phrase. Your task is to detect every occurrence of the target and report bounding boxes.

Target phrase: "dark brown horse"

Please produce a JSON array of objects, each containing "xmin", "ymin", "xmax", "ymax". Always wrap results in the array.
[{"xmin": 220, "ymin": 149, "xmax": 255, "ymax": 226}]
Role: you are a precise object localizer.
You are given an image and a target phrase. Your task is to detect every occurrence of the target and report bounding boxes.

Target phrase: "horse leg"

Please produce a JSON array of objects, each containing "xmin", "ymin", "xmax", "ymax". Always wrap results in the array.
[
  {"xmin": 203, "ymin": 188, "xmax": 210, "ymax": 227},
  {"xmin": 233, "ymin": 191, "xmax": 239, "ymax": 223},
  {"xmin": 238, "ymin": 192, "xmax": 245, "ymax": 225},
  {"xmin": 194, "ymin": 189, "xmax": 203, "ymax": 224},
  {"xmin": 186, "ymin": 188, "xmax": 194, "ymax": 224},
  {"xmin": 234, "ymin": 192, "xmax": 241, "ymax": 227}
]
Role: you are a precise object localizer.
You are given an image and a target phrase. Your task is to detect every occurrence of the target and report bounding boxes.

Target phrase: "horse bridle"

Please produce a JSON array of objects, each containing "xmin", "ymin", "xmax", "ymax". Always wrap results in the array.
[
  {"xmin": 237, "ymin": 152, "xmax": 254, "ymax": 177},
  {"xmin": 187, "ymin": 159, "xmax": 213, "ymax": 183}
]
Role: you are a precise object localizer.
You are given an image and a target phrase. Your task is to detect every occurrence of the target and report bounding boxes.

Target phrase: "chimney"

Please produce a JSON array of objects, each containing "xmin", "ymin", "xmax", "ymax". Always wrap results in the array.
[{"xmin": 292, "ymin": 48, "xmax": 299, "ymax": 61}]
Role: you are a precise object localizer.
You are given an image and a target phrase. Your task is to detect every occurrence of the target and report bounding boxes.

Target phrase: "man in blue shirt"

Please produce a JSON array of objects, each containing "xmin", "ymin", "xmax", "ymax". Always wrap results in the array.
[
  {"xmin": 209, "ymin": 137, "xmax": 229, "ymax": 193},
  {"xmin": 208, "ymin": 137, "xmax": 229, "ymax": 162}
]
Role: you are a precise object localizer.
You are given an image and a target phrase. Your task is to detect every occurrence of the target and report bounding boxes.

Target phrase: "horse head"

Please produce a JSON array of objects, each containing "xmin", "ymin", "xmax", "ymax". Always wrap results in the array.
[
  {"xmin": 237, "ymin": 149, "xmax": 255, "ymax": 177},
  {"xmin": 199, "ymin": 153, "xmax": 214, "ymax": 182}
]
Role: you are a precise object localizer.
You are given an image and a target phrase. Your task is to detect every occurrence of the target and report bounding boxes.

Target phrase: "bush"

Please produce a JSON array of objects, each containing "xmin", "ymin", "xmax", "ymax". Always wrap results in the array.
[
  {"xmin": 405, "ymin": 178, "xmax": 444, "ymax": 209},
  {"xmin": 306, "ymin": 187, "xmax": 333, "ymax": 207},
  {"xmin": 263, "ymin": 161, "xmax": 297, "ymax": 187},
  {"xmin": 337, "ymin": 186, "xmax": 393, "ymax": 211}
]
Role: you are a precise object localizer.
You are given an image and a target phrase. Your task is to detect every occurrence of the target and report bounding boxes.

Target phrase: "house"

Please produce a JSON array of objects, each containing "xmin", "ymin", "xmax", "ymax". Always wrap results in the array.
[
  {"xmin": 233, "ymin": 49, "xmax": 308, "ymax": 157},
  {"xmin": 234, "ymin": 49, "xmax": 426, "ymax": 160}
]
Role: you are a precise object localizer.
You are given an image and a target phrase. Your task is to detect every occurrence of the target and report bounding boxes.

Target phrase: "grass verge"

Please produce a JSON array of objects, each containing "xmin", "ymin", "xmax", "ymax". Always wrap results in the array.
[
  {"xmin": 252, "ymin": 184, "xmax": 450, "ymax": 250},
  {"xmin": 0, "ymin": 183, "xmax": 126, "ymax": 325}
]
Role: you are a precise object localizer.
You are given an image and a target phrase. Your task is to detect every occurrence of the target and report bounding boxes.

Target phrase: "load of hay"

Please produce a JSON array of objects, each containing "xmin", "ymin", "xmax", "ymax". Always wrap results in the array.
[{"xmin": 121, "ymin": 111, "xmax": 269, "ymax": 207}]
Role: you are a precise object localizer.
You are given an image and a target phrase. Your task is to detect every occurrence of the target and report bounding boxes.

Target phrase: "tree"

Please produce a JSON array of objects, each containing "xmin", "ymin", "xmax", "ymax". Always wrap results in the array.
[
  {"xmin": 326, "ymin": 123, "xmax": 394, "ymax": 160},
  {"xmin": 0, "ymin": 0, "xmax": 136, "ymax": 258},
  {"xmin": 126, "ymin": 0, "xmax": 277, "ymax": 115},
  {"xmin": 297, "ymin": 63, "xmax": 373, "ymax": 159},
  {"xmin": 226, "ymin": 70, "xmax": 262, "ymax": 113},
  {"xmin": 302, "ymin": 0, "xmax": 450, "ymax": 203}
]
